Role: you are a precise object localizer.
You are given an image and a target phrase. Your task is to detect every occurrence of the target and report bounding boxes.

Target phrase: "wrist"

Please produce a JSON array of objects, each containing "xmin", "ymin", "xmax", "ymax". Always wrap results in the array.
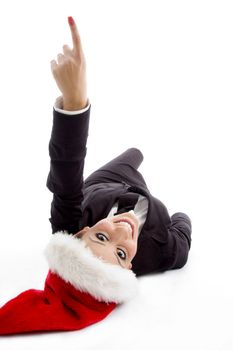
[{"xmin": 63, "ymin": 97, "xmax": 88, "ymax": 111}]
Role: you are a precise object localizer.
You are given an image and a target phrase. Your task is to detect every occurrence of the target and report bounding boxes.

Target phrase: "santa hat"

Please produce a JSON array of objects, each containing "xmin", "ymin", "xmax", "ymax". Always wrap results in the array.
[{"xmin": 0, "ymin": 232, "xmax": 138, "ymax": 335}]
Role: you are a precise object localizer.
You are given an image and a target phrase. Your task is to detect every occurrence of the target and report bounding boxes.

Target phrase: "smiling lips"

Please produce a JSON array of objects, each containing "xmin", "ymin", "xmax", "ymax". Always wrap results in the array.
[{"xmin": 115, "ymin": 218, "xmax": 135, "ymax": 239}]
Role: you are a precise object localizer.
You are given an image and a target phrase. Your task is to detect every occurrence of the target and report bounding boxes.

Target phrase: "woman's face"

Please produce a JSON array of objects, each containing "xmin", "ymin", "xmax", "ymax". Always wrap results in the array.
[{"xmin": 74, "ymin": 211, "xmax": 139, "ymax": 269}]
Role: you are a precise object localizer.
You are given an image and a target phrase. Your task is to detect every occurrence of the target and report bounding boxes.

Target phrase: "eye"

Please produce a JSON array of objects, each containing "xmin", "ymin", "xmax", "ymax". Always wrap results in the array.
[
  {"xmin": 117, "ymin": 248, "xmax": 127, "ymax": 260},
  {"xmin": 95, "ymin": 233, "xmax": 108, "ymax": 242}
]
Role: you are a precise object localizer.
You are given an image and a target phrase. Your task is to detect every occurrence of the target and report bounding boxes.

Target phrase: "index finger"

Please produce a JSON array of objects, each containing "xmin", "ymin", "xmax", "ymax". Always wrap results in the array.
[{"xmin": 68, "ymin": 16, "xmax": 81, "ymax": 52}]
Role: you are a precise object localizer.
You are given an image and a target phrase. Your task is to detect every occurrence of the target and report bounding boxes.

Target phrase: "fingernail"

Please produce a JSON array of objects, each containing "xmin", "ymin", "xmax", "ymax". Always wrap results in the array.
[{"xmin": 68, "ymin": 16, "xmax": 74, "ymax": 26}]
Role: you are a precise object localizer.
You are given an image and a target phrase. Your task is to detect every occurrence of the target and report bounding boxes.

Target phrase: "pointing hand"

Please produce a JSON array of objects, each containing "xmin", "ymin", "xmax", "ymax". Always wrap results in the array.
[{"xmin": 50, "ymin": 16, "xmax": 88, "ymax": 111}]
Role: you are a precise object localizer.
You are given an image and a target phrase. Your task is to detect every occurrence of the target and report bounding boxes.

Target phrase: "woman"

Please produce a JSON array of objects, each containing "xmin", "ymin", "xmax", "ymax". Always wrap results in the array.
[{"xmin": 0, "ymin": 16, "xmax": 192, "ymax": 335}]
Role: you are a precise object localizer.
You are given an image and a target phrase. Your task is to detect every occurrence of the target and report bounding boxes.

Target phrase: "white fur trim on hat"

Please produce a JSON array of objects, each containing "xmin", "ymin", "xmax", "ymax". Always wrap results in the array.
[{"xmin": 44, "ymin": 232, "xmax": 138, "ymax": 304}]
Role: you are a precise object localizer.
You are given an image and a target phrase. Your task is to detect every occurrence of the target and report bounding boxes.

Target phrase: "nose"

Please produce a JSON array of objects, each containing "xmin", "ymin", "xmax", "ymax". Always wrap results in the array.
[{"xmin": 112, "ymin": 222, "xmax": 133, "ymax": 240}]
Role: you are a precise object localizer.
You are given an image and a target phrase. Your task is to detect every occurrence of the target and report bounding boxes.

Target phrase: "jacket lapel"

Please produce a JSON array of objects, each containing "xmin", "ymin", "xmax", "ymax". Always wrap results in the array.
[{"xmin": 82, "ymin": 183, "xmax": 171, "ymax": 244}]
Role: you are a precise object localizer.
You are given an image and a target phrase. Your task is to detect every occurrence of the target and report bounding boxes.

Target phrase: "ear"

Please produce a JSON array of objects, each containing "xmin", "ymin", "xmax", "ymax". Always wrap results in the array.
[{"xmin": 73, "ymin": 226, "xmax": 90, "ymax": 238}]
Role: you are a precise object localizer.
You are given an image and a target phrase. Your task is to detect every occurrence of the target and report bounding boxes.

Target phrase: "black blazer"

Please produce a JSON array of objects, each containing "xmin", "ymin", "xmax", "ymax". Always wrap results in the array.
[{"xmin": 46, "ymin": 106, "xmax": 192, "ymax": 276}]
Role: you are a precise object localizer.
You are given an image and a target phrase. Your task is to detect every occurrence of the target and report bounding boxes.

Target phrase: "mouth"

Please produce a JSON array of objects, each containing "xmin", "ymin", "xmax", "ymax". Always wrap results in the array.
[{"xmin": 114, "ymin": 218, "xmax": 135, "ymax": 239}]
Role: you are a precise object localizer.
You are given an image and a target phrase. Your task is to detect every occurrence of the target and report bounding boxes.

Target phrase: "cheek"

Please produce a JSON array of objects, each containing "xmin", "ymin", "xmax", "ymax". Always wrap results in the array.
[{"xmin": 91, "ymin": 219, "xmax": 112, "ymax": 232}]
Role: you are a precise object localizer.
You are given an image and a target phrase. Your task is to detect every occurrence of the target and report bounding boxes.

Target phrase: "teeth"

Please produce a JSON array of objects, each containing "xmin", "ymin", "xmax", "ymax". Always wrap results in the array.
[{"xmin": 118, "ymin": 221, "xmax": 132, "ymax": 231}]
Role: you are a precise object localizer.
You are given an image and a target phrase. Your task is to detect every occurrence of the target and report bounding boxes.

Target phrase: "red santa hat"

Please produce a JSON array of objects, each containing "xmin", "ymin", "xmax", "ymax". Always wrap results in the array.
[{"xmin": 0, "ymin": 232, "xmax": 138, "ymax": 335}]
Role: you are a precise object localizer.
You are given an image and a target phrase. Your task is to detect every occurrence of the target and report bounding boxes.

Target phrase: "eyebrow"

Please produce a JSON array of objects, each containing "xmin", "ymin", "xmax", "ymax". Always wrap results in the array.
[
  {"xmin": 114, "ymin": 252, "xmax": 124, "ymax": 267},
  {"xmin": 89, "ymin": 236, "xmax": 105, "ymax": 245},
  {"xmin": 89, "ymin": 237, "xmax": 125, "ymax": 267}
]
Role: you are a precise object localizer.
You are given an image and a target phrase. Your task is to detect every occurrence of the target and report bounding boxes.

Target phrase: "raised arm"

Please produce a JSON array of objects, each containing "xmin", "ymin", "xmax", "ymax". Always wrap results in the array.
[{"xmin": 47, "ymin": 16, "xmax": 90, "ymax": 234}]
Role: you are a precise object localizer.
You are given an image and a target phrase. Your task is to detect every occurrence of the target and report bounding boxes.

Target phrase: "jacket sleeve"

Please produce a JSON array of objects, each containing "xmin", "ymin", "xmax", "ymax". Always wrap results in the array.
[{"xmin": 46, "ymin": 106, "xmax": 91, "ymax": 234}]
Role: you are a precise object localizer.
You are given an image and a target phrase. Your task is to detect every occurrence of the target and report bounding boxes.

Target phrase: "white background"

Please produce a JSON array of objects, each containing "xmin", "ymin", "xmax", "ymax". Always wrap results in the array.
[{"xmin": 0, "ymin": 0, "xmax": 233, "ymax": 349}]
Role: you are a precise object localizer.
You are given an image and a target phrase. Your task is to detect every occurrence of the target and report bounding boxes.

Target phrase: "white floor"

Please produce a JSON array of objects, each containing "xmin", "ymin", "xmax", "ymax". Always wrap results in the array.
[
  {"xmin": 0, "ymin": 1, "xmax": 233, "ymax": 349},
  {"xmin": 1, "ymin": 216, "xmax": 233, "ymax": 350}
]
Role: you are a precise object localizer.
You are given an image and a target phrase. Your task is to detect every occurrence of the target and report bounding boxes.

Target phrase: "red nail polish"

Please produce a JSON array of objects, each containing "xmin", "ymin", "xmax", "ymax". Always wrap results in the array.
[{"xmin": 68, "ymin": 16, "xmax": 74, "ymax": 26}]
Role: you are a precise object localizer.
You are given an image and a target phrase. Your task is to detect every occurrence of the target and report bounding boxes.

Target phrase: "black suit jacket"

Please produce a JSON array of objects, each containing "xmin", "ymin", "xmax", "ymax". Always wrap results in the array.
[{"xmin": 47, "ymin": 106, "xmax": 191, "ymax": 276}]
